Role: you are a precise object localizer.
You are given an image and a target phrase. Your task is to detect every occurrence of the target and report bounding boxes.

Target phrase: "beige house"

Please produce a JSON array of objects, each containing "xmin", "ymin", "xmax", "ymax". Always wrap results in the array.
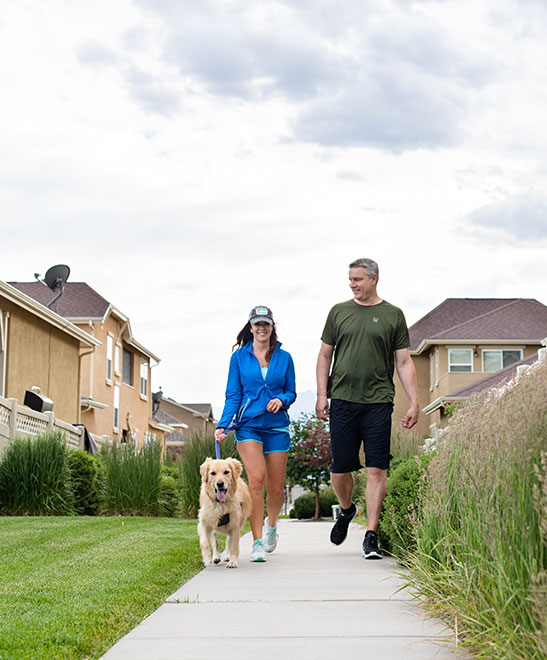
[
  {"xmin": 10, "ymin": 281, "xmax": 170, "ymax": 450},
  {"xmin": 159, "ymin": 397, "xmax": 216, "ymax": 437},
  {"xmin": 1, "ymin": 280, "xmax": 100, "ymax": 424},
  {"xmin": 393, "ymin": 298, "xmax": 547, "ymax": 438}
]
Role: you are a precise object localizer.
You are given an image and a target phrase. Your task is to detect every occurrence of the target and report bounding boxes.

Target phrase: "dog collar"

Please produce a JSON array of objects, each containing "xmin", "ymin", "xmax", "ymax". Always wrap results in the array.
[{"xmin": 218, "ymin": 513, "xmax": 230, "ymax": 527}]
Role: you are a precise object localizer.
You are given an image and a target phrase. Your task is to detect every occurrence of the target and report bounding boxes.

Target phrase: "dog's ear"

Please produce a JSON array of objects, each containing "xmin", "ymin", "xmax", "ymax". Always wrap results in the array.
[
  {"xmin": 200, "ymin": 458, "xmax": 212, "ymax": 483},
  {"xmin": 228, "ymin": 458, "xmax": 242, "ymax": 482}
]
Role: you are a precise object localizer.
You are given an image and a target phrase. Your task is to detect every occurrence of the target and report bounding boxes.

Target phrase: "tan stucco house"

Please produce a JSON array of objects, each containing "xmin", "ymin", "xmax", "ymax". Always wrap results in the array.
[
  {"xmin": 158, "ymin": 397, "xmax": 217, "ymax": 450},
  {"xmin": 10, "ymin": 281, "xmax": 170, "ymax": 450},
  {"xmin": 393, "ymin": 298, "xmax": 547, "ymax": 438},
  {"xmin": 0, "ymin": 280, "xmax": 100, "ymax": 434}
]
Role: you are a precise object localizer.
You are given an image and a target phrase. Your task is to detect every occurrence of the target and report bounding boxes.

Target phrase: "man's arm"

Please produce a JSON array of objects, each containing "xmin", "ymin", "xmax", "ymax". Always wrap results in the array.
[
  {"xmin": 394, "ymin": 348, "xmax": 419, "ymax": 429},
  {"xmin": 316, "ymin": 341, "xmax": 334, "ymax": 420}
]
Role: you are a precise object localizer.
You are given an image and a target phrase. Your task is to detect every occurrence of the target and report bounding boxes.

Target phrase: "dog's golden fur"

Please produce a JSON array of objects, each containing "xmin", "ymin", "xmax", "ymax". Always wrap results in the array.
[{"xmin": 198, "ymin": 457, "xmax": 251, "ymax": 568}]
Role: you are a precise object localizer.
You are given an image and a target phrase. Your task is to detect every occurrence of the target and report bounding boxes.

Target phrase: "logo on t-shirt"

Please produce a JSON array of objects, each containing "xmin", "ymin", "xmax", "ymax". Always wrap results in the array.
[{"xmin": 372, "ymin": 317, "xmax": 379, "ymax": 323}]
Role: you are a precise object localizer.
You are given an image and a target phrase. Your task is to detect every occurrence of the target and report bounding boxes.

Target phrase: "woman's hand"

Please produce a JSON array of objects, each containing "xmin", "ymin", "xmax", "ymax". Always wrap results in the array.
[
  {"xmin": 266, "ymin": 398, "xmax": 283, "ymax": 413},
  {"xmin": 214, "ymin": 428, "xmax": 227, "ymax": 443}
]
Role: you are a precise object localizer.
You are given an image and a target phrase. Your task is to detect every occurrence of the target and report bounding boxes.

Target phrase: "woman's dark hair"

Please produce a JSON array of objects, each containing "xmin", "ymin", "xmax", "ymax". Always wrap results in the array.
[{"xmin": 234, "ymin": 321, "xmax": 278, "ymax": 363}]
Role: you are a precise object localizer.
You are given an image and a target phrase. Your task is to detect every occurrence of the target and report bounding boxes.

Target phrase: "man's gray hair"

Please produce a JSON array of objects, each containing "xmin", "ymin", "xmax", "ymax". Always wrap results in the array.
[{"xmin": 349, "ymin": 258, "xmax": 379, "ymax": 279}]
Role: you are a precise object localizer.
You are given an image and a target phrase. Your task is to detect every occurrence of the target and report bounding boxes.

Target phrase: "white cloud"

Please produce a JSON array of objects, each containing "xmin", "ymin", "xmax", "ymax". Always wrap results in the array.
[{"xmin": 1, "ymin": 0, "xmax": 547, "ymax": 411}]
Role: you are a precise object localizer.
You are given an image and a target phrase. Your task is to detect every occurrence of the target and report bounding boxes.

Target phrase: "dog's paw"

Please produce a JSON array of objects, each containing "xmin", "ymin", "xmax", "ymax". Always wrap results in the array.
[
  {"xmin": 213, "ymin": 557, "xmax": 221, "ymax": 564},
  {"xmin": 226, "ymin": 560, "xmax": 238, "ymax": 568}
]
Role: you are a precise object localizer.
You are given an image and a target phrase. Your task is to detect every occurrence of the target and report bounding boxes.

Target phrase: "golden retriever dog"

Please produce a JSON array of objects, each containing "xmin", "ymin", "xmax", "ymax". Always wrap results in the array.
[{"xmin": 198, "ymin": 457, "xmax": 251, "ymax": 568}]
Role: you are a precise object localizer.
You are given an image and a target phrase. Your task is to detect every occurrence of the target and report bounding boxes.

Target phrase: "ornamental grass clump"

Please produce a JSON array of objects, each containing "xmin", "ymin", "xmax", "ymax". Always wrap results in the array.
[
  {"xmin": 0, "ymin": 431, "xmax": 74, "ymax": 515},
  {"xmin": 406, "ymin": 361, "xmax": 547, "ymax": 660},
  {"xmin": 101, "ymin": 441, "xmax": 163, "ymax": 515}
]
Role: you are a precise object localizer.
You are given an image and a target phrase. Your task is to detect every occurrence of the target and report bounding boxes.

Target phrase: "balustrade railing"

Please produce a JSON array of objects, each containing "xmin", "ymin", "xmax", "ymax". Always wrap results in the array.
[{"xmin": 0, "ymin": 395, "xmax": 83, "ymax": 453}]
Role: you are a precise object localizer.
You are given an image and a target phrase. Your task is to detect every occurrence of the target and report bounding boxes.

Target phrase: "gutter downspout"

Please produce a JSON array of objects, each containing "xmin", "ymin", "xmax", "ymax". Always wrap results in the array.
[
  {"xmin": 0, "ymin": 311, "xmax": 9, "ymax": 398},
  {"xmin": 78, "ymin": 346, "xmax": 97, "ymax": 424}
]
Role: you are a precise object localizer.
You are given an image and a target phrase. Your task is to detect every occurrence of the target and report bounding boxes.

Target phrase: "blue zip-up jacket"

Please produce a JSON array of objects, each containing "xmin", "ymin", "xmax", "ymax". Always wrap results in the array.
[{"xmin": 217, "ymin": 341, "xmax": 296, "ymax": 431}]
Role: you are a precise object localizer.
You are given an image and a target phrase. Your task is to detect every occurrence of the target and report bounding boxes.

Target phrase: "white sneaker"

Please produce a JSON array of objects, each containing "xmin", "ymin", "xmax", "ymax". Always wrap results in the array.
[
  {"xmin": 250, "ymin": 539, "xmax": 266, "ymax": 562},
  {"xmin": 262, "ymin": 517, "xmax": 279, "ymax": 553}
]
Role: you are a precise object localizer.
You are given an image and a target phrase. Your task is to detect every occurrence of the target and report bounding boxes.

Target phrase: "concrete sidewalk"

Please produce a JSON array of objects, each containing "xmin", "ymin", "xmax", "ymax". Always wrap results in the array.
[{"xmin": 100, "ymin": 520, "xmax": 469, "ymax": 660}]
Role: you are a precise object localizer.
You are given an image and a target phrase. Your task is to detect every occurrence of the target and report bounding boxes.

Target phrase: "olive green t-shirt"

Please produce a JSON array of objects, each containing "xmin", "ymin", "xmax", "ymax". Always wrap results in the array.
[{"xmin": 321, "ymin": 299, "xmax": 410, "ymax": 404}]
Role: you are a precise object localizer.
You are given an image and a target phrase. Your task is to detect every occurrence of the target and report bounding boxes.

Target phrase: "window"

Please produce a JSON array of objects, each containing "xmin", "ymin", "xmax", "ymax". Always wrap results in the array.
[
  {"xmin": 113, "ymin": 384, "xmax": 120, "ymax": 429},
  {"xmin": 115, "ymin": 344, "xmax": 121, "ymax": 375},
  {"xmin": 435, "ymin": 348, "xmax": 439, "ymax": 385},
  {"xmin": 429, "ymin": 353, "xmax": 434, "ymax": 390},
  {"xmin": 122, "ymin": 348, "xmax": 133, "ymax": 386},
  {"xmin": 482, "ymin": 349, "xmax": 523, "ymax": 373},
  {"xmin": 448, "ymin": 348, "xmax": 473, "ymax": 372},
  {"xmin": 140, "ymin": 360, "xmax": 148, "ymax": 397},
  {"xmin": 106, "ymin": 335, "xmax": 113, "ymax": 381}
]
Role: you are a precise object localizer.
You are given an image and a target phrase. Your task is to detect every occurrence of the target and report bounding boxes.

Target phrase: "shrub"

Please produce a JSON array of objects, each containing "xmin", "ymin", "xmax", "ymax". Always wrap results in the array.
[
  {"xmin": 0, "ymin": 431, "xmax": 74, "ymax": 515},
  {"xmin": 67, "ymin": 450, "xmax": 103, "ymax": 515},
  {"xmin": 377, "ymin": 452, "xmax": 433, "ymax": 555},
  {"xmin": 101, "ymin": 441, "xmax": 163, "ymax": 515},
  {"xmin": 290, "ymin": 488, "xmax": 338, "ymax": 519},
  {"xmin": 179, "ymin": 433, "xmax": 238, "ymax": 518},
  {"xmin": 159, "ymin": 475, "xmax": 181, "ymax": 517}
]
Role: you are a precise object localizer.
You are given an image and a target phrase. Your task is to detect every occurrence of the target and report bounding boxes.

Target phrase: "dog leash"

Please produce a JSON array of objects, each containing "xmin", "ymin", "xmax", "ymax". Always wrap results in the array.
[{"xmin": 215, "ymin": 439, "xmax": 221, "ymax": 460}]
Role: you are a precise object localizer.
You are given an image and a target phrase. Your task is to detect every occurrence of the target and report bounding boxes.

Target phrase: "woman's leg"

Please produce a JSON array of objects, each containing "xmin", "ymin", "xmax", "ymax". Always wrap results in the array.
[
  {"xmin": 264, "ymin": 451, "xmax": 288, "ymax": 527},
  {"xmin": 236, "ymin": 441, "xmax": 265, "ymax": 540}
]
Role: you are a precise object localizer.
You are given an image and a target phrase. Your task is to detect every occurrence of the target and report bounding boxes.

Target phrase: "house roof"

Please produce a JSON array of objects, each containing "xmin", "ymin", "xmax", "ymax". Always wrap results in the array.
[
  {"xmin": 182, "ymin": 403, "xmax": 214, "ymax": 417},
  {"xmin": 162, "ymin": 397, "xmax": 216, "ymax": 420},
  {"xmin": 153, "ymin": 409, "xmax": 188, "ymax": 428},
  {"xmin": 9, "ymin": 281, "xmax": 160, "ymax": 362},
  {"xmin": 448, "ymin": 352, "xmax": 539, "ymax": 398},
  {"xmin": 0, "ymin": 280, "xmax": 100, "ymax": 349},
  {"xmin": 409, "ymin": 298, "xmax": 547, "ymax": 353},
  {"xmin": 9, "ymin": 282, "xmax": 110, "ymax": 319}
]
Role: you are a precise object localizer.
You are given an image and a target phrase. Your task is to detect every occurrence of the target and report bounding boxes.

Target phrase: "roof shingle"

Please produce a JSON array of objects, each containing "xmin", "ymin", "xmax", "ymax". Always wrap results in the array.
[
  {"xmin": 9, "ymin": 282, "xmax": 110, "ymax": 319},
  {"xmin": 409, "ymin": 298, "xmax": 547, "ymax": 351}
]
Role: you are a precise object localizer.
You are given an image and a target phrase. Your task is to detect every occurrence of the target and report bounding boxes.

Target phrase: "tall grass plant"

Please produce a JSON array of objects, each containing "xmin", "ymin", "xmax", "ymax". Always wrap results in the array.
[
  {"xmin": 0, "ymin": 431, "xmax": 74, "ymax": 515},
  {"xmin": 101, "ymin": 441, "xmax": 163, "ymax": 515},
  {"xmin": 407, "ymin": 362, "xmax": 547, "ymax": 659}
]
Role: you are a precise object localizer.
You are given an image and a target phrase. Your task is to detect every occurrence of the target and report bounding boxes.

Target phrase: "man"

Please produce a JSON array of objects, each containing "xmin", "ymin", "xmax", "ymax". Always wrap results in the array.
[{"xmin": 316, "ymin": 258, "xmax": 419, "ymax": 559}]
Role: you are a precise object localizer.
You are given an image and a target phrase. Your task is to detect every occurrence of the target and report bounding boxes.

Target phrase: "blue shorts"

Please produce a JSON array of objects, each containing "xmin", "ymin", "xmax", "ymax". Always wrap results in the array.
[{"xmin": 235, "ymin": 427, "xmax": 291, "ymax": 453}]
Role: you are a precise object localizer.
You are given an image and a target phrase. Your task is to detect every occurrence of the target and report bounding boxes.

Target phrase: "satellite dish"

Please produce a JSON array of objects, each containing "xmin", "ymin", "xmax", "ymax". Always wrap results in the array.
[
  {"xmin": 44, "ymin": 265, "xmax": 70, "ymax": 291},
  {"xmin": 37, "ymin": 264, "xmax": 70, "ymax": 308}
]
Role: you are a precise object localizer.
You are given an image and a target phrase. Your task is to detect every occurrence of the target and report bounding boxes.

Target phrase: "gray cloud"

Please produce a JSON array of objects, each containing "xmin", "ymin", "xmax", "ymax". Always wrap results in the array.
[
  {"xmin": 163, "ymin": 26, "xmax": 344, "ymax": 101},
  {"xmin": 77, "ymin": 41, "xmax": 119, "ymax": 67},
  {"xmin": 292, "ymin": 69, "xmax": 465, "ymax": 151},
  {"xmin": 124, "ymin": 66, "xmax": 179, "ymax": 116},
  {"xmin": 467, "ymin": 194, "xmax": 547, "ymax": 241}
]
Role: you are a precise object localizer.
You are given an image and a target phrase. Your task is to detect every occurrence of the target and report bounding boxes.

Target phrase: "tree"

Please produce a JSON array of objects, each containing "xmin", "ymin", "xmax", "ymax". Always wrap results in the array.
[{"xmin": 287, "ymin": 414, "xmax": 332, "ymax": 519}]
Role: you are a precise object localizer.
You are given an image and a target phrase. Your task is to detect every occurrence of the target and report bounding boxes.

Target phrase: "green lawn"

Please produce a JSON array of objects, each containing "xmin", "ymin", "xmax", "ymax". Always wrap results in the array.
[{"xmin": 0, "ymin": 517, "xmax": 204, "ymax": 660}]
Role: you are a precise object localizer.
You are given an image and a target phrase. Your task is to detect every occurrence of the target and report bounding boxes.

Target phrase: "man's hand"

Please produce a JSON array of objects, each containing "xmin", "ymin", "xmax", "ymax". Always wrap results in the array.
[
  {"xmin": 266, "ymin": 398, "xmax": 283, "ymax": 413},
  {"xmin": 316, "ymin": 395, "xmax": 329, "ymax": 421},
  {"xmin": 214, "ymin": 428, "xmax": 227, "ymax": 443},
  {"xmin": 401, "ymin": 406, "xmax": 419, "ymax": 429}
]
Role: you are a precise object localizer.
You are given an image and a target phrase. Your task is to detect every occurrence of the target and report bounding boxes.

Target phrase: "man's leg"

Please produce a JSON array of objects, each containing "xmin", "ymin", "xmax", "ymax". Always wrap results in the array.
[
  {"xmin": 360, "ymin": 403, "xmax": 393, "ymax": 559},
  {"xmin": 328, "ymin": 399, "xmax": 362, "ymax": 545},
  {"xmin": 331, "ymin": 471, "xmax": 354, "ymax": 509},
  {"xmin": 365, "ymin": 467, "xmax": 387, "ymax": 532}
]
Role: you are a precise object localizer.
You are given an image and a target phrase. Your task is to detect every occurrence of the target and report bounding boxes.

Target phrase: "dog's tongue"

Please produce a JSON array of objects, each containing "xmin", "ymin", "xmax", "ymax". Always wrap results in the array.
[{"xmin": 216, "ymin": 490, "xmax": 227, "ymax": 502}]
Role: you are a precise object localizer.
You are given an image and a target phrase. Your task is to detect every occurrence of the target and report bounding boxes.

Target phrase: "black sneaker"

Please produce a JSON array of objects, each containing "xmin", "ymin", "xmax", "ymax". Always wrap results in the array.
[
  {"xmin": 362, "ymin": 530, "xmax": 382, "ymax": 559},
  {"xmin": 330, "ymin": 503, "xmax": 357, "ymax": 545}
]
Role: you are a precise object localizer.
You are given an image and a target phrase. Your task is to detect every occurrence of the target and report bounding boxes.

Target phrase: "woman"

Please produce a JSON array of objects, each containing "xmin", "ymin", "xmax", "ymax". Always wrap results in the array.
[{"xmin": 215, "ymin": 305, "xmax": 296, "ymax": 562}]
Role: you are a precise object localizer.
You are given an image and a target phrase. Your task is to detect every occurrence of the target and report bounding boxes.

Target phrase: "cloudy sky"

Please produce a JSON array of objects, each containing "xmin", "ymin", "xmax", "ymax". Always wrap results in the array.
[{"xmin": 1, "ymin": 0, "xmax": 546, "ymax": 413}]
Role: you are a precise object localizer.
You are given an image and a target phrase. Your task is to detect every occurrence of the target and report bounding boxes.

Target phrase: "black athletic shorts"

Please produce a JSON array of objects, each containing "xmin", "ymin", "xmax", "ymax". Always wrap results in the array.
[{"xmin": 329, "ymin": 399, "xmax": 394, "ymax": 472}]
